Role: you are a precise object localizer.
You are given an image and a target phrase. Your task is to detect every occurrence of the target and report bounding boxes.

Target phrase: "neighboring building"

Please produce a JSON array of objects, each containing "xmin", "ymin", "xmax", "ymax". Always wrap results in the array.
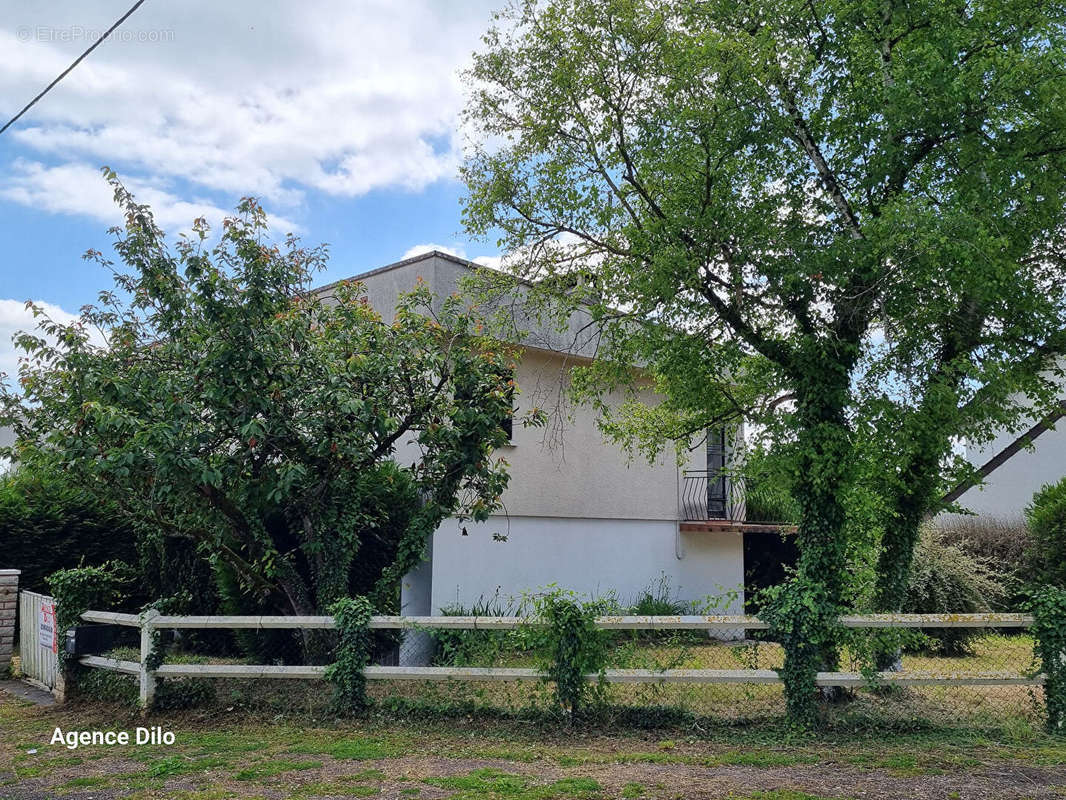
[
  {"xmin": 318, "ymin": 250, "xmax": 775, "ymax": 658},
  {"xmin": 0, "ymin": 425, "xmax": 13, "ymax": 473},
  {"xmin": 945, "ymin": 397, "xmax": 1066, "ymax": 526}
]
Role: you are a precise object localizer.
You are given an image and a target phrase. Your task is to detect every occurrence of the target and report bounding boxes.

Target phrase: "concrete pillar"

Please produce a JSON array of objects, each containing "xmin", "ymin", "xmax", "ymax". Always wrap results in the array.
[
  {"xmin": 0, "ymin": 570, "xmax": 19, "ymax": 673},
  {"xmin": 398, "ymin": 536, "xmax": 435, "ymax": 666}
]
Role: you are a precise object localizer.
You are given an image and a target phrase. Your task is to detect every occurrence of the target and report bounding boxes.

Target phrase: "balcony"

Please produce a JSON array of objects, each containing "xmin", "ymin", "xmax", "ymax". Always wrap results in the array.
[{"xmin": 680, "ymin": 470, "xmax": 796, "ymax": 534}]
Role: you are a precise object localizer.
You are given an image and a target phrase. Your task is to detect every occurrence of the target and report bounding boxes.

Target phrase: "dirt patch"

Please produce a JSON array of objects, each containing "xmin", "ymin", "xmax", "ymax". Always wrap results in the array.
[{"xmin": 7, "ymin": 752, "xmax": 1062, "ymax": 800}]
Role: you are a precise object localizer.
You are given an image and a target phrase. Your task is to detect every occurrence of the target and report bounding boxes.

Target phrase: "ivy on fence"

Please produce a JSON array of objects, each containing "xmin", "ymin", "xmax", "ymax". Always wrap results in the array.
[
  {"xmin": 526, "ymin": 589, "xmax": 611, "ymax": 715},
  {"xmin": 46, "ymin": 561, "xmax": 131, "ymax": 673},
  {"xmin": 1028, "ymin": 586, "xmax": 1066, "ymax": 733},
  {"xmin": 325, "ymin": 596, "xmax": 374, "ymax": 712}
]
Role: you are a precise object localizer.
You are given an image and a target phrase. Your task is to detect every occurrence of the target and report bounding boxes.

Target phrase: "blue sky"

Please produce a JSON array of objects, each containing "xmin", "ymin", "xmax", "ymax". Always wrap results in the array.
[{"xmin": 0, "ymin": 0, "xmax": 507, "ymax": 379}]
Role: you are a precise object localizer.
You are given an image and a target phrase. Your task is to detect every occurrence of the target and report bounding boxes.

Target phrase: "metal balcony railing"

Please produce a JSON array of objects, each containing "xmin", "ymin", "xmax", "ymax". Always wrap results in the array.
[{"xmin": 680, "ymin": 469, "xmax": 746, "ymax": 522}]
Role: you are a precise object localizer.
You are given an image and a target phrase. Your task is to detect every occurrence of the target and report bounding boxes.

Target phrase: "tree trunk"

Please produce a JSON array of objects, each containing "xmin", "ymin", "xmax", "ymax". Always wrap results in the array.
[
  {"xmin": 276, "ymin": 566, "xmax": 336, "ymax": 665},
  {"xmin": 771, "ymin": 367, "xmax": 855, "ymax": 724}
]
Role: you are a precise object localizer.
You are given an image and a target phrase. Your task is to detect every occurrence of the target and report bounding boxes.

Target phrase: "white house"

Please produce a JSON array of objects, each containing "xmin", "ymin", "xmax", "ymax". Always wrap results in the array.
[
  {"xmin": 946, "ymin": 396, "xmax": 1066, "ymax": 526},
  {"xmin": 318, "ymin": 251, "xmax": 770, "ymax": 642}
]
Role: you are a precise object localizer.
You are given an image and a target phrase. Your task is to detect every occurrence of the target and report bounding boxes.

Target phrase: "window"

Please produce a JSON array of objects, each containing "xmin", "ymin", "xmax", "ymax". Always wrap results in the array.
[
  {"xmin": 500, "ymin": 369, "xmax": 516, "ymax": 442},
  {"xmin": 706, "ymin": 427, "xmax": 727, "ymax": 518}
]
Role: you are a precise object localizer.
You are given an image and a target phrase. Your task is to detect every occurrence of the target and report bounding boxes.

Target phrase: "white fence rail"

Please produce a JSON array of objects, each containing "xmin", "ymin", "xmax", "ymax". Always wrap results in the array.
[{"xmin": 71, "ymin": 611, "xmax": 1039, "ymax": 711}]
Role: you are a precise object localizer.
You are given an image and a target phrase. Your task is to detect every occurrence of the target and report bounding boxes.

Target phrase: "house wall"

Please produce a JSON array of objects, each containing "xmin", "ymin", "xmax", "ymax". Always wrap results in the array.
[
  {"xmin": 945, "ymin": 418, "xmax": 1066, "ymax": 525},
  {"xmin": 330, "ymin": 252, "xmax": 745, "ymax": 660},
  {"xmin": 499, "ymin": 348, "xmax": 698, "ymax": 520},
  {"xmin": 426, "ymin": 516, "xmax": 743, "ymax": 613}
]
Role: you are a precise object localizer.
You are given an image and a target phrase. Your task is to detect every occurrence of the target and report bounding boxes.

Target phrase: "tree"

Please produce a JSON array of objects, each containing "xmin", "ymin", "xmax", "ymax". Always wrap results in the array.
[
  {"xmin": 461, "ymin": 0, "xmax": 1066, "ymax": 722},
  {"xmin": 1, "ymin": 173, "xmax": 526, "ymax": 660}
]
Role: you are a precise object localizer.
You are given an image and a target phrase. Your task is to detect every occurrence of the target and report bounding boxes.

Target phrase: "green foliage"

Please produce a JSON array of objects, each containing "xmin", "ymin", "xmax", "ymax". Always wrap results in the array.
[
  {"xmin": 740, "ymin": 447, "xmax": 801, "ymax": 526},
  {"xmin": 75, "ymin": 667, "xmax": 138, "ymax": 706},
  {"xmin": 940, "ymin": 518, "xmax": 1031, "ymax": 609},
  {"xmin": 629, "ymin": 575, "xmax": 688, "ymax": 617},
  {"xmin": 47, "ymin": 562, "xmax": 131, "ymax": 671},
  {"xmin": 901, "ymin": 525, "xmax": 1005, "ymax": 655},
  {"xmin": 1, "ymin": 178, "xmax": 533, "ymax": 661},
  {"xmin": 524, "ymin": 588, "xmax": 612, "ymax": 715},
  {"xmin": 759, "ymin": 579, "xmax": 842, "ymax": 728},
  {"xmin": 325, "ymin": 596, "xmax": 375, "ymax": 713},
  {"xmin": 433, "ymin": 594, "xmax": 516, "ymax": 667},
  {"xmin": 1026, "ymin": 479, "xmax": 1066, "ymax": 590},
  {"xmin": 47, "ymin": 562, "xmax": 131, "ymax": 645},
  {"xmin": 155, "ymin": 678, "xmax": 217, "ymax": 710},
  {"xmin": 0, "ymin": 459, "xmax": 141, "ymax": 594},
  {"xmin": 461, "ymin": 0, "xmax": 1066, "ymax": 723},
  {"xmin": 1027, "ymin": 586, "xmax": 1066, "ymax": 733}
]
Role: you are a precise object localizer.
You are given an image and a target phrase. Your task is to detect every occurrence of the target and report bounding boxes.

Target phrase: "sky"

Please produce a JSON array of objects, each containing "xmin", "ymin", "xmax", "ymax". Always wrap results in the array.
[{"xmin": 0, "ymin": 0, "xmax": 510, "ymax": 383}]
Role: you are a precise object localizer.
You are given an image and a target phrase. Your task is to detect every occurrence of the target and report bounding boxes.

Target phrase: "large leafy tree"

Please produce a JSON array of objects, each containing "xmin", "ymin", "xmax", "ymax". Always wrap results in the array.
[
  {"xmin": 2, "ymin": 174, "xmax": 519, "ymax": 658},
  {"xmin": 462, "ymin": 0, "xmax": 1066, "ymax": 721}
]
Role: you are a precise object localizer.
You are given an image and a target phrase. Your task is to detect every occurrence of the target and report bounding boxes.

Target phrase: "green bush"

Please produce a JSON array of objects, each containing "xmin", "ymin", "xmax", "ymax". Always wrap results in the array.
[
  {"xmin": 939, "ymin": 517, "xmax": 1031, "ymax": 608},
  {"xmin": 1026, "ymin": 478, "xmax": 1066, "ymax": 589},
  {"xmin": 744, "ymin": 481, "xmax": 801, "ymax": 525},
  {"xmin": 520, "ymin": 587, "xmax": 613, "ymax": 715},
  {"xmin": 433, "ymin": 594, "xmax": 517, "ymax": 667},
  {"xmin": 1027, "ymin": 585, "xmax": 1066, "ymax": 733},
  {"xmin": 0, "ymin": 462, "xmax": 141, "ymax": 594},
  {"xmin": 901, "ymin": 524, "xmax": 1005, "ymax": 654},
  {"xmin": 324, "ymin": 596, "xmax": 375, "ymax": 713},
  {"xmin": 629, "ymin": 575, "xmax": 689, "ymax": 617}
]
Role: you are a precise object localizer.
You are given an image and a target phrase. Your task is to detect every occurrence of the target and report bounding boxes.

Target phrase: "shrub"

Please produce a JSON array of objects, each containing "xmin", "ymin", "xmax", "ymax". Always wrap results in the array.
[
  {"xmin": 1025, "ymin": 478, "xmax": 1066, "ymax": 589},
  {"xmin": 938, "ymin": 517, "xmax": 1031, "ymax": 608},
  {"xmin": 1027, "ymin": 585, "xmax": 1066, "ymax": 733},
  {"xmin": 0, "ymin": 462, "xmax": 141, "ymax": 594},
  {"xmin": 744, "ymin": 481, "xmax": 801, "ymax": 525},
  {"xmin": 525, "ymin": 588, "xmax": 612, "ymax": 715},
  {"xmin": 901, "ymin": 524, "xmax": 1005, "ymax": 654},
  {"xmin": 433, "ymin": 593, "xmax": 517, "ymax": 667},
  {"xmin": 629, "ymin": 575, "xmax": 689, "ymax": 617},
  {"xmin": 324, "ymin": 596, "xmax": 375, "ymax": 713}
]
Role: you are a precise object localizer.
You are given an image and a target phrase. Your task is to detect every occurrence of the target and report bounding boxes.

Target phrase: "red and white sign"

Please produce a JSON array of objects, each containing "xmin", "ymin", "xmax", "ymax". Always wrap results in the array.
[{"xmin": 38, "ymin": 602, "xmax": 57, "ymax": 653}]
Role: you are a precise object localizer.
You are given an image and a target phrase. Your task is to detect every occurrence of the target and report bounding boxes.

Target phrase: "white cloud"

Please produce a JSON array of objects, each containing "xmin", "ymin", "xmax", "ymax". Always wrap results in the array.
[
  {"xmin": 0, "ymin": 160, "xmax": 302, "ymax": 235},
  {"xmin": 403, "ymin": 243, "xmax": 465, "ymax": 260},
  {"xmin": 0, "ymin": 297, "xmax": 88, "ymax": 388},
  {"xmin": 403, "ymin": 242, "xmax": 504, "ymax": 270},
  {"xmin": 0, "ymin": 1, "xmax": 500, "ymax": 222}
]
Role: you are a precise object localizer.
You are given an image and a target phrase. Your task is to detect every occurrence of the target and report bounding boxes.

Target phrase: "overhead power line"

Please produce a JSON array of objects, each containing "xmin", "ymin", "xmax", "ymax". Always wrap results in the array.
[{"xmin": 0, "ymin": 0, "xmax": 148, "ymax": 137}]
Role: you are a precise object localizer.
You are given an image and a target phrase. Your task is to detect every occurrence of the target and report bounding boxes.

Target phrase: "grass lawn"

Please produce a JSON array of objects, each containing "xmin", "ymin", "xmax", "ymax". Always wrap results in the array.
[{"xmin": 2, "ymin": 689, "xmax": 1066, "ymax": 800}]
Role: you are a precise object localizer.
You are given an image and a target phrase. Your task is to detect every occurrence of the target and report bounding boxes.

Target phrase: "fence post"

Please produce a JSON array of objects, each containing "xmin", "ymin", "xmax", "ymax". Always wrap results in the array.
[
  {"xmin": 0, "ymin": 570, "xmax": 18, "ymax": 674},
  {"xmin": 139, "ymin": 609, "xmax": 159, "ymax": 713}
]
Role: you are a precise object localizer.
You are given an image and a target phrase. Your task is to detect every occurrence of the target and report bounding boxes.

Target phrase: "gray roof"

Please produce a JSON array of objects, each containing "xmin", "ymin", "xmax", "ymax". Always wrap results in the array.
[{"xmin": 315, "ymin": 250, "xmax": 602, "ymax": 360}]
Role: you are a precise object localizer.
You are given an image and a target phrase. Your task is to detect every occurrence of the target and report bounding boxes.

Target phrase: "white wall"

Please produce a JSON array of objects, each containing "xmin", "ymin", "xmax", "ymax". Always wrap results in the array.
[
  {"xmin": 501, "ymin": 348, "xmax": 700, "ymax": 520},
  {"xmin": 947, "ymin": 420, "xmax": 1066, "ymax": 524},
  {"xmin": 426, "ymin": 515, "xmax": 744, "ymax": 614}
]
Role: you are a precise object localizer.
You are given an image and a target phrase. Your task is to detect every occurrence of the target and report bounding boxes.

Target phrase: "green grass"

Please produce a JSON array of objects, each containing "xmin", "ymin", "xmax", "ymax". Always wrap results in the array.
[
  {"xmin": 2, "ymin": 687, "xmax": 1065, "ymax": 800},
  {"xmin": 425, "ymin": 769, "xmax": 603, "ymax": 800},
  {"xmin": 232, "ymin": 758, "xmax": 323, "ymax": 781},
  {"xmin": 290, "ymin": 734, "xmax": 408, "ymax": 760}
]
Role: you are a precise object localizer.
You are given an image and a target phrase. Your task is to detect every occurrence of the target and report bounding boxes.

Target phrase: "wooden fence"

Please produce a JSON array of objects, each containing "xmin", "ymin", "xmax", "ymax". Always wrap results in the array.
[{"xmin": 71, "ymin": 610, "xmax": 1040, "ymax": 711}]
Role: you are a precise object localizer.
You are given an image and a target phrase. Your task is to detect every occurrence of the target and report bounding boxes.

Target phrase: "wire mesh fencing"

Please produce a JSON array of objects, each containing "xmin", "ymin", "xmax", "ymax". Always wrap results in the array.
[
  {"xmin": 395, "ymin": 615, "xmax": 1041, "ymax": 728},
  {"xmin": 68, "ymin": 608, "xmax": 1045, "ymax": 730}
]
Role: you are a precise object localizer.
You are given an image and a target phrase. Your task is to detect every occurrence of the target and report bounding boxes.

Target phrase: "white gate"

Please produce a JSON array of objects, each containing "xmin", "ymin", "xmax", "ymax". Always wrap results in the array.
[{"xmin": 18, "ymin": 591, "xmax": 58, "ymax": 691}]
